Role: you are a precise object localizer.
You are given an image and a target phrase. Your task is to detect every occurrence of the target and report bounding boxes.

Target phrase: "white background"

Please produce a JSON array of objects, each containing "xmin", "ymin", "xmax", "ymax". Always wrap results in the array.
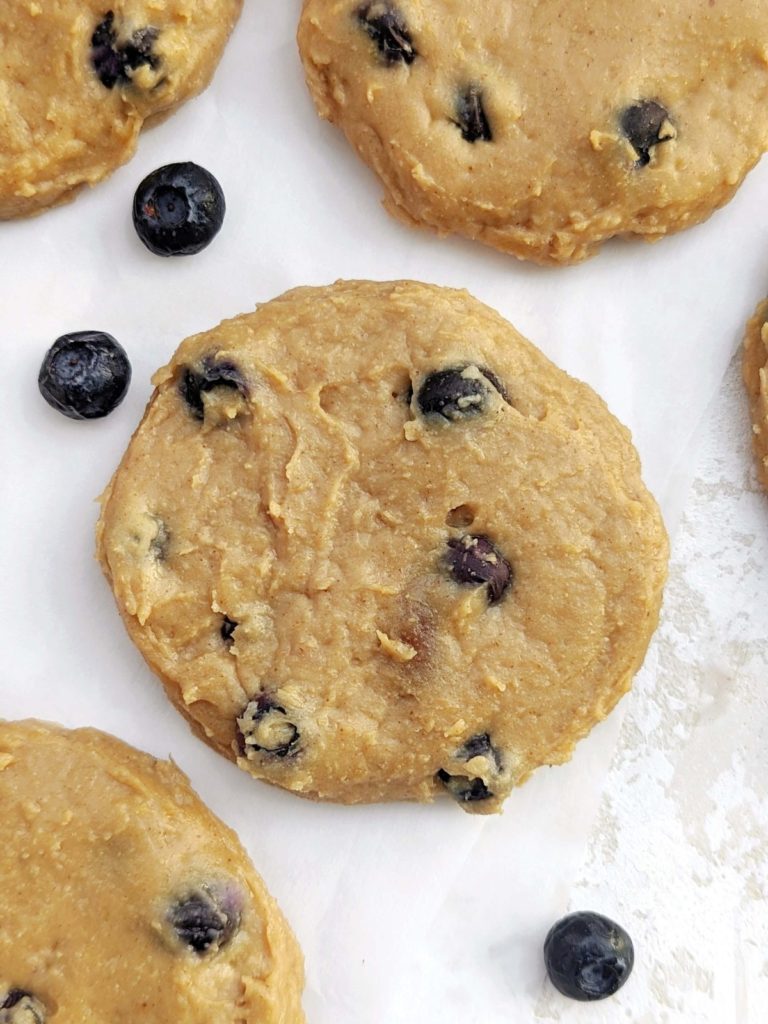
[{"xmin": 1, "ymin": 2, "xmax": 767, "ymax": 1019}]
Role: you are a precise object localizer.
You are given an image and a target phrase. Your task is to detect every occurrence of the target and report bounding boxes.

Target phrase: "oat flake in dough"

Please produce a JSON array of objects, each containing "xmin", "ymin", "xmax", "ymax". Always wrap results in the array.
[
  {"xmin": 97, "ymin": 280, "xmax": 669, "ymax": 813},
  {"xmin": 743, "ymin": 298, "xmax": 768, "ymax": 492},
  {"xmin": 0, "ymin": 719, "xmax": 304, "ymax": 1023},
  {"xmin": 298, "ymin": 0, "xmax": 768, "ymax": 265},
  {"xmin": 0, "ymin": 0, "xmax": 241, "ymax": 218}
]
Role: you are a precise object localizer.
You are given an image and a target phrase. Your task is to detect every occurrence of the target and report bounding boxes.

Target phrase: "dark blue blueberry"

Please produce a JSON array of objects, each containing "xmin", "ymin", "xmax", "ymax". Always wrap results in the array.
[
  {"xmin": 91, "ymin": 12, "xmax": 158, "ymax": 90},
  {"xmin": 167, "ymin": 885, "xmax": 241, "ymax": 955},
  {"xmin": 620, "ymin": 101, "xmax": 673, "ymax": 167},
  {"xmin": 444, "ymin": 534, "xmax": 513, "ymax": 605},
  {"xmin": 458, "ymin": 732, "xmax": 502, "ymax": 771},
  {"xmin": 221, "ymin": 616, "xmax": 238, "ymax": 644},
  {"xmin": 456, "ymin": 86, "xmax": 492, "ymax": 143},
  {"xmin": 357, "ymin": 2, "xmax": 417, "ymax": 64},
  {"xmin": 417, "ymin": 365, "xmax": 507, "ymax": 421},
  {"xmin": 133, "ymin": 163, "xmax": 225, "ymax": 257},
  {"xmin": 38, "ymin": 331, "xmax": 131, "ymax": 420},
  {"xmin": 237, "ymin": 694, "xmax": 300, "ymax": 759},
  {"xmin": 0, "ymin": 990, "xmax": 46, "ymax": 1023},
  {"xmin": 180, "ymin": 356, "xmax": 248, "ymax": 420},
  {"xmin": 436, "ymin": 769, "xmax": 492, "ymax": 803},
  {"xmin": 544, "ymin": 911, "xmax": 635, "ymax": 1001}
]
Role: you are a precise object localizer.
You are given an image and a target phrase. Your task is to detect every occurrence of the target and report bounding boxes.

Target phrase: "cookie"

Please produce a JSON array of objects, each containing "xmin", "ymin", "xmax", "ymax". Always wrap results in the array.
[
  {"xmin": 0, "ymin": 720, "xmax": 304, "ymax": 1023},
  {"xmin": 297, "ymin": 1, "xmax": 768, "ymax": 265},
  {"xmin": 743, "ymin": 298, "xmax": 768, "ymax": 491},
  {"xmin": 0, "ymin": 1, "xmax": 241, "ymax": 218},
  {"xmin": 96, "ymin": 280, "xmax": 669, "ymax": 813}
]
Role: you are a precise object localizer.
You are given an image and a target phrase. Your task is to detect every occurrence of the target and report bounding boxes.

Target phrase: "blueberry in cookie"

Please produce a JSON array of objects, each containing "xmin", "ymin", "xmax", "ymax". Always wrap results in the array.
[
  {"xmin": 0, "ymin": 1, "xmax": 241, "ymax": 218},
  {"xmin": 0, "ymin": 719, "xmax": 304, "ymax": 1023},
  {"xmin": 298, "ymin": 1, "xmax": 768, "ymax": 264},
  {"xmin": 96, "ymin": 280, "xmax": 668, "ymax": 813}
]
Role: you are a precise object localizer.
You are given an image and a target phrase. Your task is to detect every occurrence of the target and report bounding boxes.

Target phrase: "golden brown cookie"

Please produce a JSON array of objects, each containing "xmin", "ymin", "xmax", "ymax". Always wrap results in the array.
[
  {"xmin": 743, "ymin": 298, "xmax": 768, "ymax": 491},
  {"xmin": 0, "ymin": 1, "xmax": 241, "ymax": 218},
  {"xmin": 97, "ymin": 280, "xmax": 669, "ymax": 813},
  {"xmin": 298, "ymin": 1, "xmax": 768, "ymax": 265},
  {"xmin": 0, "ymin": 720, "xmax": 304, "ymax": 1023}
]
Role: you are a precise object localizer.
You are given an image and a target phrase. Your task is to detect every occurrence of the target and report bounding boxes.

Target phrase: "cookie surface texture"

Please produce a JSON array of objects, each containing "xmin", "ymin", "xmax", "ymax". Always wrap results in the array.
[
  {"xmin": 297, "ymin": 1, "xmax": 768, "ymax": 265},
  {"xmin": 743, "ymin": 298, "xmax": 768, "ymax": 491},
  {"xmin": 0, "ymin": 0, "xmax": 241, "ymax": 218},
  {"xmin": 97, "ymin": 280, "xmax": 669, "ymax": 813},
  {"xmin": 0, "ymin": 720, "xmax": 304, "ymax": 1023}
]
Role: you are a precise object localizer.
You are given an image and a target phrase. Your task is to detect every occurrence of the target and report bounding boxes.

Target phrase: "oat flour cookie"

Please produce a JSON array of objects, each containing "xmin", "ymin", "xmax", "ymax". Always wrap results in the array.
[
  {"xmin": 0, "ymin": 720, "xmax": 304, "ymax": 1023},
  {"xmin": 743, "ymin": 298, "xmax": 768, "ymax": 491},
  {"xmin": 97, "ymin": 281, "xmax": 669, "ymax": 813},
  {"xmin": 298, "ymin": 1, "xmax": 768, "ymax": 265},
  {"xmin": 0, "ymin": 1, "xmax": 241, "ymax": 218}
]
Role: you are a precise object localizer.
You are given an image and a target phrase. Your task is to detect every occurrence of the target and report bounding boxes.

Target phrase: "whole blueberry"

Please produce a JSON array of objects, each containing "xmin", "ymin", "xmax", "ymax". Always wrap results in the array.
[
  {"xmin": 544, "ymin": 911, "xmax": 634, "ymax": 1001},
  {"xmin": 133, "ymin": 162, "xmax": 225, "ymax": 256},
  {"xmin": 38, "ymin": 331, "xmax": 131, "ymax": 420}
]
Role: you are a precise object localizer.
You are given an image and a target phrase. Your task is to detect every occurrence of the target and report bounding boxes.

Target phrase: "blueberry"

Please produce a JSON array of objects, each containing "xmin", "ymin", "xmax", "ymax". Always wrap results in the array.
[
  {"xmin": 221, "ymin": 616, "xmax": 238, "ymax": 644},
  {"xmin": 237, "ymin": 695, "xmax": 300, "ymax": 759},
  {"xmin": 544, "ymin": 911, "xmax": 634, "ymax": 1001},
  {"xmin": 417, "ymin": 365, "xmax": 506, "ymax": 421},
  {"xmin": 149, "ymin": 518, "xmax": 170, "ymax": 561},
  {"xmin": 38, "ymin": 331, "xmax": 131, "ymax": 420},
  {"xmin": 620, "ymin": 101, "xmax": 673, "ymax": 167},
  {"xmin": 0, "ymin": 990, "xmax": 46, "ymax": 1024},
  {"xmin": 167, "ymin": 885, "xmax": 242, "ymax": 955},
  {"xmin": 456, "ymin": 86, "xmax": 492, "ymax": 143},
  {"xmin": 444, "ymin": 535, "xmax": 513, "ymax": 605},
  {"xmin": 91, "ymin": 12, "xmax": 158, "ymax": 90},
  {"xmin": 357, "ymin": 2, "xmax": 417, "ymax": 65},
  {"xmin": 133, "ymin": 163, "xmax": 225, "ymax": 257},
  {"xmin": 180, "ymin": 356, "xmax": 248, "ymax": 420},
  {"xmin": 436, "ymin": 732, "xmax": 502, "ymax": 803}
]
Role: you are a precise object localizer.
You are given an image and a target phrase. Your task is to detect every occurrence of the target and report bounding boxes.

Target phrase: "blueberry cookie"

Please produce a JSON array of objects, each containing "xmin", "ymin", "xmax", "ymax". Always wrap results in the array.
[
  {"xmin": 743, "ymin": 298, "xmax": 768, "ymax": 491},
  {"xmin": 297, "ymin": 1, "xmax": 768, "ymax": 265},
  {"xmin": 0, "ymin": 720, "xmax": 304, "ymax": 1022},
  {"xmin": 0, "ymin": 1, "xmax": 241, "ymax": 218},
  {"xmin": 96, "ymin": 280, "xmax": 669, "ymax": 813}
]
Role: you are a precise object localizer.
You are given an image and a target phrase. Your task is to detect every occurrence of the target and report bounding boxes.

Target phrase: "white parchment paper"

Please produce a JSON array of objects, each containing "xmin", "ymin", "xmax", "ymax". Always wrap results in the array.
[{"xmin": 1, "ymin": 3, "xmax": 767, "ymax": 1020}]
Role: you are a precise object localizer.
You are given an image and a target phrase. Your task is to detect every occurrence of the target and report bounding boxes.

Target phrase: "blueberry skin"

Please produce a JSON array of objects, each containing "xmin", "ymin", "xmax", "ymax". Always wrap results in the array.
[
  {"xmin": 444, "ymin": 534, "xmax": 513, "ymax": 605},
  {"xmin": 38, "ymin": 331, "xmax": 131, "ymax": 420},
  {"xmin": 544, "ymin": 911, "xmax": 634, "ymax": 1001},
  {"xmin": 133, "ymin": 162, "xmax": 225, "ymax": 256},
  {"xmin": 620, "ymin": 101, "xmax": 672, "ymax": 167}
]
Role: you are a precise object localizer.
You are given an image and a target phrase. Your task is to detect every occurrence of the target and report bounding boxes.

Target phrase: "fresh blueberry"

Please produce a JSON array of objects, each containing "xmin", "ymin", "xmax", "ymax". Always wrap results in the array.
[
  {"xmin": 91, "ymin": 12, "xmax": 158, "ymax": 90},
  {"xmin": 357, "ymin": 2, "xmax": 417, "ymax": 65},
  {"xmin": 237, "ymin": 695, "xmax": 300, "ymax": 759},
  {"xmin": 544, "ymin": 911, "xmax": 635, "ymax": 1001},
  {"xmin": 133, "ymin": 163, "xmax": 225, "ymax": 257},
  {"xmin": 0, "ymin": 990, "xmax": 46, "ymax": 1023},
  {"xmin": 167, "ymin": 885, "xmax": 242, "ymax": 955},
  {"xmin": 444, "ymin": 534, "xmax": 513, "ymax": 605},
  {"xmin": 180, "ymin": 357, "xmax": 248, "ymax": 420},
  {"xmin": 456, "ymin": 86, "xmax": 492, "ymax": 143},
  {"xmin": 38, "ymin": 331, "xmax": 131, "ymax": 420},
  {"xmin": 620, "ymin": 101, "xmax": 673, "ymax": 167},
  {"xmin": 417, "ymin": 365, "xmax": 506, "ymax": 421},
  {"xmin": 221, "ymin": 616, "xmax": 238, "ymax": 644}
]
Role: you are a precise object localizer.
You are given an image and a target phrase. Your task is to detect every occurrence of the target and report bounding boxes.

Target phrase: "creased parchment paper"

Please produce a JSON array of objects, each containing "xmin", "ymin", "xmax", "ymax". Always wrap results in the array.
[{"xmin": 1, "ymin": 3, "xmax": 767, "ymax": 1020}]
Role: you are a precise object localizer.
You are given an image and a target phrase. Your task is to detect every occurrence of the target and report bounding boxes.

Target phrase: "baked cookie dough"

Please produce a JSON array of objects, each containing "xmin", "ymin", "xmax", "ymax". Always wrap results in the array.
[
  {"xmin": 0, "ymin": 719, "xmax": 304, "ymax": 1023},
  {"xmin": 298, "ymin": 1, "xmax": 768, "ymax": 265},
  {"xmin": 743, "ymin": 298, "xmax": 768, "ymax": 491},
  {"xmin": 97, "ymin": 280, "xmax": 669, "ymax": 813},
  {"xmin": 0, "ymin": 1, "xmax": 241, "ymax": 218}
]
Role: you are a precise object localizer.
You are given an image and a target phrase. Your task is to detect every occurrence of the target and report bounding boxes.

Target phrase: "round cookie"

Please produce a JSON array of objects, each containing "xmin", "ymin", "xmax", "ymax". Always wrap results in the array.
[
  {"xmin": 0, "ymin": 0, "xmax": 241, "ymax": 218},
  {"xmin": 0, "ymin": 719, "xmax": 304, "ymax": 1023},
  {"xmin": 96, "ymin": 280, "xmax": 669, "ymax": 813},
  {"xmin": 297, "ymin": 1, "xmax": 768, "ymax": 265},
  {"xmin": 743, "ymin": 298, "xmax": 768, "ymax": 491}
]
